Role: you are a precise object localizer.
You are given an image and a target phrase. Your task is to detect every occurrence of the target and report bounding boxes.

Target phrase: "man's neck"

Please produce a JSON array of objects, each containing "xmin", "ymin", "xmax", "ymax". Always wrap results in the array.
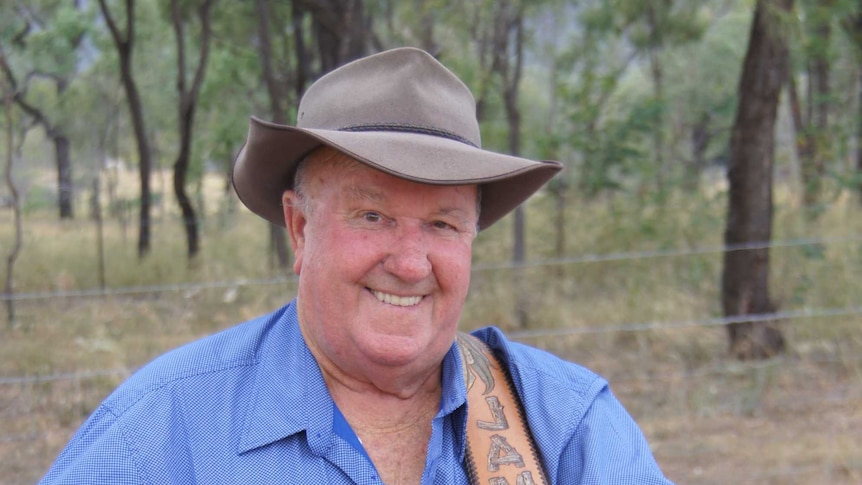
[
  {"xmin": 320, "ymin": 357, "xmax": 443, "ymax": 425},
  {"xmin": 323, "ymin": 363, "xmax": 443, "ymax": 485}
]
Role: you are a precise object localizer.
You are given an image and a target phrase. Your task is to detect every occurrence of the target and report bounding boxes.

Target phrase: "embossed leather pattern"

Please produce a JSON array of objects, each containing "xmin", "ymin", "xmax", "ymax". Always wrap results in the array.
[{"xmin": 457, "ymin": 332, "xmax": 548, "ymax": 485}]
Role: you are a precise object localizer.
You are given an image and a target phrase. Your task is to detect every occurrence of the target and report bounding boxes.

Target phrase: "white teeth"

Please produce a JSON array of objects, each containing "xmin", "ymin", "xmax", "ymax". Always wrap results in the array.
[{"xmin": 372, "ymin": 290, "xmax": 422, "ymax": 307}]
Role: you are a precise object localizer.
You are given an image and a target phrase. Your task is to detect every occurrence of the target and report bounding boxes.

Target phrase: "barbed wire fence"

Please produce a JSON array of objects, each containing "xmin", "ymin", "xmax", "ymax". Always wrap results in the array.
[{"xmin": 2, "ymin": 234, "xmax": 861, "ymax": 483}]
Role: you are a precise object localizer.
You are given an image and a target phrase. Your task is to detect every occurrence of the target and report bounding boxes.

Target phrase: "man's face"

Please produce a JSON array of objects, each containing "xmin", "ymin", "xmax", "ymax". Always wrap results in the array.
[{"xmin": 283, "ymin": 152, "xmax": 478, "ymax": 377}]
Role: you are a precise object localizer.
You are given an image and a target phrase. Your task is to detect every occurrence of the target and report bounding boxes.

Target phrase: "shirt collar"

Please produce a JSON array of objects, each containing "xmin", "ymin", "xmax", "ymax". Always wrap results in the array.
[
  {"xmin": 236, "ymin": 300, "xmax": 468, "ymax": 455},
  {"xmin": 236, "ymin": 301, "xmax": 327, "ymax": 454}
]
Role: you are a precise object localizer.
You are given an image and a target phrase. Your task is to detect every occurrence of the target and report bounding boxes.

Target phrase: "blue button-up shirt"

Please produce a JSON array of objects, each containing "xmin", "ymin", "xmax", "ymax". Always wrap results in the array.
[{"xmin": 40, "ymin": 300, "xmax": 672, "ymax": 484}]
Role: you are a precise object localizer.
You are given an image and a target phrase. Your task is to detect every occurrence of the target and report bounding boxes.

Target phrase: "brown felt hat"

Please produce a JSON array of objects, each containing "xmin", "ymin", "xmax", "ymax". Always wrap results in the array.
[{"xmin": 232, "ymin": 47, "xmax": 562, "ymax": 231}]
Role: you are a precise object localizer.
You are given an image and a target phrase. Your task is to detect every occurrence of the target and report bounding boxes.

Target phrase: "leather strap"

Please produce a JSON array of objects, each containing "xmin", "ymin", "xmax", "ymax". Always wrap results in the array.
[{"xmin": 457, "ymin": 332, "xmax": 549, "ymax": 485}]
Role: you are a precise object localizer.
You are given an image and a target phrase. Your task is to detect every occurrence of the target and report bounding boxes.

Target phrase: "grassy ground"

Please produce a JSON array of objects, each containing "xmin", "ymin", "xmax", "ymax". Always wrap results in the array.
[{"xmin": 1, "ymin": 178, "xmax": 860, "ymax": 483}]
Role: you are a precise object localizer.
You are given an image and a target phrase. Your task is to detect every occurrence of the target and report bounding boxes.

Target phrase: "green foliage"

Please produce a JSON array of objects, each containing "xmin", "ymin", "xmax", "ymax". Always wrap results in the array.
[
  {"xmin": 10, "ymin": 2, "xmax": 90, "ymax": 75},
  {"xmin": 602, "ymin": 0, "xmax": 708, "ymax": 48},
  {"xmin": 0, "ymin": 0, "xmax": 860, "ymax": 304},
  {"xmin": 0, "ymin": 0, "xmax": 857, "ymax": 217}
]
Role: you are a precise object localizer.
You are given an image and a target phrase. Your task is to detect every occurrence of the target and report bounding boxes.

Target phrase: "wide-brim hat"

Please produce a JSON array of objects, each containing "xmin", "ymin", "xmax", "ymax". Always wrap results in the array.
[{"xmin": 232, "ymin": 47, "xmax": 562, "ymax": 231}]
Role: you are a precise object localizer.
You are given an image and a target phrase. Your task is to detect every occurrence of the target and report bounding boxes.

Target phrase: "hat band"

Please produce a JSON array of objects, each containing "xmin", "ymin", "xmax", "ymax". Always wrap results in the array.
[{"xmin": 340, "ymin": 123, "xmax": 478, "ymax": 148}]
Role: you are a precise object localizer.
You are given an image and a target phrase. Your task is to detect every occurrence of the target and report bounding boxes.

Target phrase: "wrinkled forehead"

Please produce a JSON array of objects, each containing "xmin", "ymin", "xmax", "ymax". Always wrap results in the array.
[
  {"xmin": 293, "ymin": 146, "xmax": 362, "ymax": 189},
  {"xmin": 296, "ymin": 147, "xmax": 482, "ymax": 215}
]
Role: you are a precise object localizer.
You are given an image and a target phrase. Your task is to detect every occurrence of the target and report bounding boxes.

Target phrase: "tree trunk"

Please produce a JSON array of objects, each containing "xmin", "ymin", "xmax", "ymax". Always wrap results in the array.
[
  {"xmin": 721, "ymin": 0, "xmax": 793, "ymax": 360},
  {"xmin": 171, "ymin": 0, "xmax": 214, "ymax": 261},
  {"xmin": 54, "ymin": 133, "xmax": 74, "ymax": 219},
  {"xmin": 53, "ymin": 76, "xmax": 74, "ymax": 219},
  {"xmin": 172, "ymin": 0, "xmax": 197, "ymax": 260},
  {"xmin": 173, "ymin": 116, "xmax": 200, "ymax": 260},
  {"xmin": 99, "ymin": 0, "xmax": 153, "ymax": 258},
  {"xmin": 541, "ymin": 41, "xmax": 567, "ymax": 260},
  {"xmin": 297, "ymin": 0, "xmax": 370, "ymax": 73},
  {"xmin": 490, "ymin": 2, "xmax": 528, "ymax": 328},
  {"xmin": 507, "ymin": 78, "xmax": 527, "ymax": 328},
  {"xmin": 1, "ymin": 51, "xmax": 23, "ymax": 328},
  {"xmin": 123, "ymin": 45, "xmax": 152, "ymax": 258},
  {"xmin": 255, "ymin": 0, "xmax": 291, "ymax": 270}
]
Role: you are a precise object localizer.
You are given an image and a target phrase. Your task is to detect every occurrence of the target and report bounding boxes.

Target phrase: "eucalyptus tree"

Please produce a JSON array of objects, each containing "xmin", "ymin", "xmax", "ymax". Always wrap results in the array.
[
  {"xmin": 491, "ymin": 0, "xmax": 531, "ymax": 327},
  {"xmin": 97, "ymin": 0, "xmax": 154, "ymax": 257},
  {"xmin": 250, "ymin": 0, "xmax": 331, "ymax": 270},
  {"xmin": 180, "ymin": 1, "xmax": 295, "ymax": 268},
  {"xmin": 0, "ymin": 0, "xmax": 90, "ymax": 220},
  {"xmin": 254, "ymin": 0, "xmax": 293, "ymax": 269},
  {"xmin": 193, "ymin": 1, "xmax": 268, "ymax": 203},
  {"xmin": 1, "ymin": 47, "xmax": 23, "ymax": 328},
  {"xmin": 169, "ymin": 0, "xmax": 215, "ymax": 260},
  {"xmin": 721, "ymin": 0, "xmax": 794, "ymax": 360}
]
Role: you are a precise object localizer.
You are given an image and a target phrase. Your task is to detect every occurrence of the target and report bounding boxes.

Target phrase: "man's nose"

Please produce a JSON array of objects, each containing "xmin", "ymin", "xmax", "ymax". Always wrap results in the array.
[{"xmin": 382, "ymin": 224, "xmax": 432, "ymax": 282}]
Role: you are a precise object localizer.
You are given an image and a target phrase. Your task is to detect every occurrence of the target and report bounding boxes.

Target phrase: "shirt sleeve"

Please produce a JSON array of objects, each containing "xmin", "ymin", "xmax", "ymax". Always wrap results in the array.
[
  {"xmin": 37, "ymin": 405, "xmax": 147, "ymax": 485},
  {"xmin": 559, "ymin": 385, "xmax": 674, "ymax": 484}
]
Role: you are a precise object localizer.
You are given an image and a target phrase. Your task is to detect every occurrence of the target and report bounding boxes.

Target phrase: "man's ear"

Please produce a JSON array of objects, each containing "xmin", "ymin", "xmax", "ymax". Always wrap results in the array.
[{"xmin": 282, "ymin": 190, "xmax": 306, "ymax": 275}]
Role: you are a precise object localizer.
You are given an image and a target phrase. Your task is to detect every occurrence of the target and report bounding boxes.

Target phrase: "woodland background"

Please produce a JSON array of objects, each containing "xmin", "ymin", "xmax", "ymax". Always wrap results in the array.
[{"xmin": 1, "ymin": 0, "xmax": 861, "ymax": 483}]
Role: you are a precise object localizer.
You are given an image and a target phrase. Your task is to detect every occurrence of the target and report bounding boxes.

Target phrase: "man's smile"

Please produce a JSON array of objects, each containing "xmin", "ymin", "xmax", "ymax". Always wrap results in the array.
[{"xmin": 370, "ymin": 289, "xmax": 424, "ymax": 307}]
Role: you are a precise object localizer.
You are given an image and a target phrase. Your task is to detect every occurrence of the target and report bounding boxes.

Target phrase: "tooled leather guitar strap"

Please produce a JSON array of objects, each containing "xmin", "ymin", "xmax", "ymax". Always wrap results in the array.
[{"xmin": 457, "ymin": 332, "xmax": 549, "ymax": 485}]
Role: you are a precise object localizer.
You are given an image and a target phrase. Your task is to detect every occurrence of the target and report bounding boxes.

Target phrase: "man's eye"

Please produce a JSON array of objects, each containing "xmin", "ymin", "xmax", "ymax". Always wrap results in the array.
[
  {"xmin": 363, "ymin": 212, "xmax": 382, "ymax": 223},
  {"xmin": 432, "ymin": 220, "xmax": 454, "ymax": 231}
]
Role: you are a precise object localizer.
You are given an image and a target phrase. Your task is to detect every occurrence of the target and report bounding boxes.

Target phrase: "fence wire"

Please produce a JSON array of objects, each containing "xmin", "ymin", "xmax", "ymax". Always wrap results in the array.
[
  {"xmin": 2, "ymin": 231, "xmax": 860, "ymax": 484},
  {"xmin": 2, "ymin": 232, "xmax": 861, "ymax": 303},
  {"xmin": 2, "ymin": 352, "xmax": 859, "ymax": 482}
]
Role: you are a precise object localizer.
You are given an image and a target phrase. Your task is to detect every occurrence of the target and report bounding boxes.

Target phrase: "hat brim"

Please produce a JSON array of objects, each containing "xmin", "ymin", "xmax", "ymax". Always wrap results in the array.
[{"xmin": 232, "ymin": 116, "xmax": 563, "ymax": 231}]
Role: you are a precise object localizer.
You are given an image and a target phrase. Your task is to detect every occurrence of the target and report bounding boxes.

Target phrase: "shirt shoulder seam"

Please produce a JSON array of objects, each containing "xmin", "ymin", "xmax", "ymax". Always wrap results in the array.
[{"xmin": 104, "ymin": 358, "xmax": 258, "ymax": 419}]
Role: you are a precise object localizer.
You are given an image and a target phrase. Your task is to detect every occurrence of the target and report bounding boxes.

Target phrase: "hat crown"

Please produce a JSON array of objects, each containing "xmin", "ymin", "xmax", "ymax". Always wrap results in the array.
[{"xmin": 296, "ymin": 47, "xmax": 482, "ymax": 147}]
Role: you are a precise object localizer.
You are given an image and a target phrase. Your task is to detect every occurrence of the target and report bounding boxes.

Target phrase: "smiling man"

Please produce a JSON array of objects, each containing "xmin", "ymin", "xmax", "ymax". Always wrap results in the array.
[{"xmin": 40, "ymin": 48, "xmax": 673, "ymax": 484}]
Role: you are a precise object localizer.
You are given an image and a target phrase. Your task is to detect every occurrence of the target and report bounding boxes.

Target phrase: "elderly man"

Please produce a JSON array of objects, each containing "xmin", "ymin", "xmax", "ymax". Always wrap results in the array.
[{"xmin": 40, "ymin": 48, "xmax": 672, "ymax": 484}]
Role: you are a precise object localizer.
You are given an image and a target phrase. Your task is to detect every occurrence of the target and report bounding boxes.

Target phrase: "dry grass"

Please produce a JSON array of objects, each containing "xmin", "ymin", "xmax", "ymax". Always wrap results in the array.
[{"xmin": 1, "ymin": 175, "xmax": 861, "ymax": 484}]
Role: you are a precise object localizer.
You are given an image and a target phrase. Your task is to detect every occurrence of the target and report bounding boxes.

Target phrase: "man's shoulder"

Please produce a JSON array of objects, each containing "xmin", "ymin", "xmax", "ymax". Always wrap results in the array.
[
  {"xmin": 469, "ymin": 326, "xmax": 617, "ymax": 471},
  {"xmin": 471, "ymin": 326, "xmax": 608, "ymax": 409},
  {"xmin": 101, "ymin": 304, "xmax": 292, "ymax": 417}
]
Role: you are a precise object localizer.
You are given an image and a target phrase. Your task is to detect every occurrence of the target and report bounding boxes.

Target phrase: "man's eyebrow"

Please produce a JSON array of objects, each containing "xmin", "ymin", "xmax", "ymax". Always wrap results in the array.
[
  {"xmin": 438, "ymin": 207, "xmax": 472, "ymax": 219},
  {"xmin": 343, "ymin": 184, "xmax": 476, "ymax": 223},
  {"xmin": 437, "ymin": 207, "xmax": 479, "ymax": 231}
]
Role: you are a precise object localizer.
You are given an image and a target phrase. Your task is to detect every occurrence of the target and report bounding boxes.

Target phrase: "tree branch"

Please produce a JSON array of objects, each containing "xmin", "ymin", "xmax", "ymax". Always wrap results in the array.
[
  {"xmin": 189, "ymin": 0, "xmax": 215, "ymax": 105},
  {"xmin": 97, "ymin": 0, "xmax": 129, "ymax": 49}
]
